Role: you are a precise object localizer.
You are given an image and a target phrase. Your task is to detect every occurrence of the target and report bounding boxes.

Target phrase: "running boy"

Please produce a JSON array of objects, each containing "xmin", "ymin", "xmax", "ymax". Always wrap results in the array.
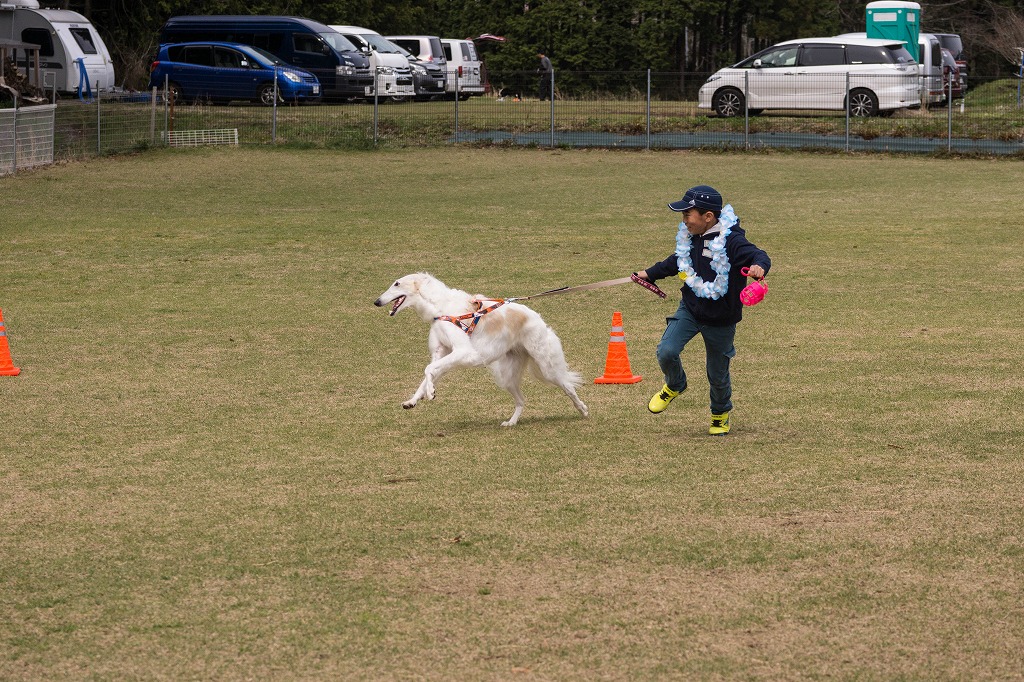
[{"xmin": 633, "ymin": 185, "xmax": 770, "ymax": 435}]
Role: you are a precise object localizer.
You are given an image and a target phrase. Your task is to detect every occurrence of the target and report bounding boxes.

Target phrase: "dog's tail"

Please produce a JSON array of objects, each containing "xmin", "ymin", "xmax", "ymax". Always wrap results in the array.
[{"xmin": 527, "ymin": 327, "xmax": 583, "ymax": 389}]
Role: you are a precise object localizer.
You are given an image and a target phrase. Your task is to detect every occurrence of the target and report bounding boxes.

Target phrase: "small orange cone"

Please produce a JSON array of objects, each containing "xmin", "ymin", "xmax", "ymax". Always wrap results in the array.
[
  {"xmin": 0, "ymin": 308, "xmax": 22, "ymax": 376},
  {"xmin": 594, "ymin": 311, "xmax": 642, "ymax": 384}
]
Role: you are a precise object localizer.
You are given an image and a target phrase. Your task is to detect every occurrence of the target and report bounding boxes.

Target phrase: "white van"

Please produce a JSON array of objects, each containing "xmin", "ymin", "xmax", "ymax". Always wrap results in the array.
[
  {"xmin": 440, "ymin": 38, "xmax": 485, "ymax": 99},
  {"xmin": 329, "ymin": 25, "xmax": 414, "ymax": 101},
  {"xmin": 838, "ymin": 31, "xmax": 943, "ymax": 105},
  {"xmin": 699, "ymin": 36, "xmax": 919, "ymax": 117},
  {"xmin": 0, "ymin": 0, "xmax": 115, "ymax": 94}
]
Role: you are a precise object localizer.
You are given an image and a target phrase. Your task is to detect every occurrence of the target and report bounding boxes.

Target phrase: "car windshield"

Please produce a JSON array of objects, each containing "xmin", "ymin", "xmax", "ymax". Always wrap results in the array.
[
  {"xmin": 936, "ymin": 35, "xmax": 964, "ymax": 58},
  {"xmin": 319, "ymin": 32, "xmax": 358, "ymax": 52},
  {"xmin": 248, "ymin": 46, "xmax": 282, "ymax": 66},
  {"xmin": 361, "ymin": 34, "xmax": 403, "ymax": 53}
]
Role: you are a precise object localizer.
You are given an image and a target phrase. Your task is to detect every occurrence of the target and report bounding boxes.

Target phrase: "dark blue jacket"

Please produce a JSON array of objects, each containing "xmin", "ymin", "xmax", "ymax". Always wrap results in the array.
[{"xmin": 645, "ymin": 221, "xmax": 770, "ymax": 326}]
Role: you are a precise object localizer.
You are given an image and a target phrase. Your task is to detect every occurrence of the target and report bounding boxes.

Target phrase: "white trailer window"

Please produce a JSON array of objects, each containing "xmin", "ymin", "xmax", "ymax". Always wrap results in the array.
[{"xmin": 69, "ymin": 28, "xmax": 98, "ymax": 55}]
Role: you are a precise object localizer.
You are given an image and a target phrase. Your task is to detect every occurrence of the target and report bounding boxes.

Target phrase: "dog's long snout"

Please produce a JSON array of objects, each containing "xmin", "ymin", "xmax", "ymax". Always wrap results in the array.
[{"xmin": 373, "ymin": 298, "xmax": 383, "ymax": 307}]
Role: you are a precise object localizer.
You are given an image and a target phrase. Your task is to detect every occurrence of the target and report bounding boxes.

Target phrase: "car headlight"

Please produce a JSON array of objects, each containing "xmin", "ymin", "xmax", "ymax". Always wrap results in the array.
[
  {"xmin": 281, "ymin": 71, "xmax": 302, "ymax": 83},
  {"xmin": 410, "ymin": 63, "xmax": 427, "ymax": 75},
  {"xmin": 704, "ymin": 75, "xmax": 721, "ymax": 84},
  {"xmin": 376, "ymin": 66, "xmax": 395, "ymax": 75},
  {"xmin": 336, "ymin": 65, "xmax": 356, "ymax": 75}
]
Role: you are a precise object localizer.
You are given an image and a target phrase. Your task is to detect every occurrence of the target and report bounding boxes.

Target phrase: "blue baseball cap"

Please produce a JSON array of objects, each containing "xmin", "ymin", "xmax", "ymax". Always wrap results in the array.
[{"xmin": 669, "ymin": 185, "xmax": 723, "ymax": 213}]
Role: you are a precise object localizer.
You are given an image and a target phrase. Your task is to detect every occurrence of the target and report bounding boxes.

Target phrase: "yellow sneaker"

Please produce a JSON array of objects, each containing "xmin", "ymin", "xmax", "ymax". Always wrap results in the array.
[
  {"xmin": 709, "ymin": 412, "xmax": 730, "ymax": 436},
  {"xmin": 648, "ymin": 384, "xmax": 682, "ymax": 413}
]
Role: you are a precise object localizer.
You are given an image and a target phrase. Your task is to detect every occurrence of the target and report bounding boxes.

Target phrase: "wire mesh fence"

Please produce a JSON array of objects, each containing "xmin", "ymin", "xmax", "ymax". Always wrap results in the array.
[
  {"xmin": 1, "ymin": 104, "xmax": 55, "ymax": 175},
  {"xmin": 5, "ymin": 68, "xmax": 1019, "ymax": 171}
]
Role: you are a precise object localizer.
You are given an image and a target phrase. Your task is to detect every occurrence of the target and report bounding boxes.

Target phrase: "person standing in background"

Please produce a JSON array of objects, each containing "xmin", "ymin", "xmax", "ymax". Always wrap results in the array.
[{"xmin": 537, "ymin": 53, "xmax": 553, "ymax": 100}]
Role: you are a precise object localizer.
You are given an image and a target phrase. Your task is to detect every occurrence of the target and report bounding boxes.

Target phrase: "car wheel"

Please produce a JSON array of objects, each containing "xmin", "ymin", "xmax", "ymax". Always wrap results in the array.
[
  {"xmin": 458, "ymin": 93, "xmax": 472, "ymax": 101},
  {"xmin": 847, "ymin": 88, "xmax": 878, "ymax": 117},
  {"xmin": 712, "ymin": 88, "xmax": 745, "ymax": 117},
  {"xmin": 167, "ymin": 82, "xmax": 183, "ymax": 103},
  {"xmin": 258, "ymin": 83, "xmax": 281, "ymax": 106},
  {"xmin": 389, "ymin": 95, "xmax": 409, "ymax": 104}
]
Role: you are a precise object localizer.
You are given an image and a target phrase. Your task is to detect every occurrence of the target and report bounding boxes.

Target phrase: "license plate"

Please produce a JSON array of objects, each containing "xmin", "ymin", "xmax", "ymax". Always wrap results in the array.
[{"xmin": 313, "ymin": 85, "xmax": 320, "ymax": 94}]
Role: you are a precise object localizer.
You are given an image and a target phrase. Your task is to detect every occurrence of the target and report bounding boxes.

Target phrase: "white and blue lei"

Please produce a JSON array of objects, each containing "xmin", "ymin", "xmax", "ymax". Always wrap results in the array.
[{"xmin": 675, "ymin": 204, "xmax": 738, "ymax": 300}]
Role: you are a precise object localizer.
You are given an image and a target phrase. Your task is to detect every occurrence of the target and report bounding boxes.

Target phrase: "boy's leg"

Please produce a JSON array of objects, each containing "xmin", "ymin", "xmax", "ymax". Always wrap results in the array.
[
  {"xmin": 656, "ymin": 302, "xmax": 700, "ymax": 393},
  {"xmin": 701, "ymin": 323, "xmax": 737, "ymax": 414}
]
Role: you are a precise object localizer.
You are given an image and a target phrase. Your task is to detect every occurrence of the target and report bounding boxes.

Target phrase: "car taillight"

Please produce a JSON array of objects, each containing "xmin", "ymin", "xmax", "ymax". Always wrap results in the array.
[
  {"xmin": 150, "ymin": 61, "xmax": 159, "ymax": 72},
  {"xmin": 458, "ymin": 66, "xmax": 463, "ymax": 77}
]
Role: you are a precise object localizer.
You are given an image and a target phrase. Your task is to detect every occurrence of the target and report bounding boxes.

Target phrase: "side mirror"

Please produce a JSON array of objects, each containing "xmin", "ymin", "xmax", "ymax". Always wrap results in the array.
[
  {"xmin": 752, "ymin": 58, "xmax": 763, "ymax": 68},
  {"xmin": 240, "ymin": 59, "xmax": 249, "ymax": 68}
]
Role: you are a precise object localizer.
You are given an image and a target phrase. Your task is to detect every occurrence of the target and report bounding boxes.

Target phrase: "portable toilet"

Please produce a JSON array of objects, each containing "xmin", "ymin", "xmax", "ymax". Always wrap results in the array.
[{"xmin": 865, "ymin": 1, "xmax": 920, "ymax": 54}]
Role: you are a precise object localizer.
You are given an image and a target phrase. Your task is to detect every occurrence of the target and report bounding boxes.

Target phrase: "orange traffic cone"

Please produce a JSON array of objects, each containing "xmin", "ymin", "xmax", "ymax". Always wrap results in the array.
[
  {"xmin": 594, "ymin": 311, "xmax": 641, "ymax": 384},
  {"xmin": 0, "ymin": 308, "xmax": 21, "ymax": 376}
]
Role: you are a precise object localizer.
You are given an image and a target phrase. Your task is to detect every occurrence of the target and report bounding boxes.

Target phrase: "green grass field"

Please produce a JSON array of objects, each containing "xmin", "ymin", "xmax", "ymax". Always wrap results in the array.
[{"xmin": 2, "ymin": 147, "xmax": 1022, "ymax": 680}]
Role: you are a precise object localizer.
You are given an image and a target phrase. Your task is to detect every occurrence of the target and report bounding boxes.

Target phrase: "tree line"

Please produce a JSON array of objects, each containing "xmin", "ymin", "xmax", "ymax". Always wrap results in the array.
[{"xmin": 52, "ymin": 0, "xmax": 1024, "ymax": 90}]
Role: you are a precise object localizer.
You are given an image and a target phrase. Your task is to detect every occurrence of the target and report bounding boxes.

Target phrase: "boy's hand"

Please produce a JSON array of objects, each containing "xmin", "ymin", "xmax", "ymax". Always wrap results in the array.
[{"xmin": 746, "ymin": 265, "xmax": 766, "ymax": 280}]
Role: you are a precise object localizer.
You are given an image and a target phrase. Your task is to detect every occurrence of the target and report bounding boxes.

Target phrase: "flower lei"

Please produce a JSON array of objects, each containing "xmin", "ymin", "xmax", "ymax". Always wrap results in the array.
[{"xmin": 676, "ymin": 204, "xmax": 738, "ymax": 300}]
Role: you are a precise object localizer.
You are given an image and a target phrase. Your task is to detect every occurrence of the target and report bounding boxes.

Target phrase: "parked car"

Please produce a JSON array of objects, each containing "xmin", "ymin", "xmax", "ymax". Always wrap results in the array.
[
  {"xmin": 386, "ymin": 35, "xmax": 448, "ymax": 98},
  {"xmin": 149, "ymin": 42, "xmax": 321, "ymax": 105},
  {"xmin": 699, "ymin": 36, "xmax": 919, "ymax": 117},
  {"xmin": 440, "ymin": 38, "xmax": 485, "ymax": 99},
  {"xmin": 940, "ymin": 47, "xmax": 964, "ymax": 100},
  {"xmin": 838, "ymin": 31, "xmax": 944, "ymax": 106},
  {"xmin": 159, "ymin": 15, "xmax": 370, "ymax": 100},
  {"xmin": 329, "ymin": 25, "xmax": 414, "ymax": 101},
  {"xmin": 931, "ymin": 32, "xmax": 967, "ymax": 89},
  {"xmin": 387, "ymin": 44, "xmax": 445, "ymax": 100}
]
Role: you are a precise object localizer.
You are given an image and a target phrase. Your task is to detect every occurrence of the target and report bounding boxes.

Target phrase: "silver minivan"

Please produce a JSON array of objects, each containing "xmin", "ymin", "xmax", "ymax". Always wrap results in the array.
[{"xmin": 698, "ymin": 36, "xmax": 919, "ymax": 117}]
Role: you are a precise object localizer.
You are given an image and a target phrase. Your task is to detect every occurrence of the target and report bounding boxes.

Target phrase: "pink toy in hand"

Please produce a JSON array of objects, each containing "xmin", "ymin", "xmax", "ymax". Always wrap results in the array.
[{"xmin": 739, "ymin": 267, "xmax": 768, "ymax": 306}]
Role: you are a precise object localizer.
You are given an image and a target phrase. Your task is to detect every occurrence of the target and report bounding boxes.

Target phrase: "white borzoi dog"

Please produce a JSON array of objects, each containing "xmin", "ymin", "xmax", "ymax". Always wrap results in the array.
[{"xmin": 374, "ymin": 273, "xmax": 589, "ymax": 426}]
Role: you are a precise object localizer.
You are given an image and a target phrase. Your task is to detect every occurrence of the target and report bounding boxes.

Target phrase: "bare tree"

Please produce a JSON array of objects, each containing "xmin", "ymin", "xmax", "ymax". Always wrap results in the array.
[{"xmin": 983, "ymin": 2, "xmax": 1024, "ymax": 69}]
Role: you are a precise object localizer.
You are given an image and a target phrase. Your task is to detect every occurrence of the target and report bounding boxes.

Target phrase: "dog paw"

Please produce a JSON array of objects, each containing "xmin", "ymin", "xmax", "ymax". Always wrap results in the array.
[
  {"xmin": 501, "ymin": 420, "xmax": 517, "ymax": 427},
  {"xmin": 402, "ymin": 400, "xmax": 417, "ymax": 410}
]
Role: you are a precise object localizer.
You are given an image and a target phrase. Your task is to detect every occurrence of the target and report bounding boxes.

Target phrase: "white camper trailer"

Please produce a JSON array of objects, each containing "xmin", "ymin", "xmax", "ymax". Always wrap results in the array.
[{"xmin": 0, "ymin": 0, "xmax": 115, "ymax": 95}]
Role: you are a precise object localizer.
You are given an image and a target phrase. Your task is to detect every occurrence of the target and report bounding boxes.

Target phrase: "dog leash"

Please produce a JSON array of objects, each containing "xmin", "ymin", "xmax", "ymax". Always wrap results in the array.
[
  {"xmin": 437, "ymin": 275, "xmax": 666, "ymax": 337},
  {"xmin": 507, "ymin": 273, "xmax": 666, "ymax": 302}
]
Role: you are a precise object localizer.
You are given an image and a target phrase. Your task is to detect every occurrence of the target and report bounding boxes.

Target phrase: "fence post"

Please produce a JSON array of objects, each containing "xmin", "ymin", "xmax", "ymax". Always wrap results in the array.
[
  {"xmin": 845, "ymin": 72, "xmax": 851, "ymax": 152},
  {"xmin": 150, "ymin": 87, "xmax": 157, "ymax": 145},
  {"xmin": 454, "ymin": 68, "xmax": 460, "ymax": 144},
  {"xmin": 549, "ymin": 69, "xmax": 555, "ymax": 148},
  {"xmin": 1017, "ymin": 48, "xmax": 1024, "ymax": 108},
  {"xmin": 96, "ymin": 88, "xmax": 101, "ymax": 155},
  {"xmin": 646, "ymin": 68, "xmax": 651, "ymax": 151},
  {"xmin": 164, "ymin": 74, "xmax": 170, "ymax": 144},
  {"xmin": 743, "ymin": 71, "xmax": 749, "ymax": 149},
  {"xmin": 12, "ymin": 97, "xmax": 17, "ymax": 174},
  {"xmin": 947, "ymin": 75, "xmax": 953, "ymax": 152},
  {"xmin": 272, "ymin": 70, "xmax": 278, "ymax": 144},
  {"xmin": 373, "ymin": 67, "xmax": 380, "ymax": 145}
]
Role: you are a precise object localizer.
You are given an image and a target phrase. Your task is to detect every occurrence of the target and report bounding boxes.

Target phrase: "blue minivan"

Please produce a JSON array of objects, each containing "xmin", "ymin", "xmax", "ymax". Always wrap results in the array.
[
  {"xmin": 149, "ymin": 42, "xmax": 321, "ymax": 105},
  {"xmin": 159, "ymin": 15, "xmax": 371, "ymax": 99}
]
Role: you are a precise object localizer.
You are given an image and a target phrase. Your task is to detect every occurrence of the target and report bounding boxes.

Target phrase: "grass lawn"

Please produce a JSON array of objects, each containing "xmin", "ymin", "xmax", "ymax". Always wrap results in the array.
[{"xmin": 1, "ymin": 147, "xmax": 1023, "ymax": 680}]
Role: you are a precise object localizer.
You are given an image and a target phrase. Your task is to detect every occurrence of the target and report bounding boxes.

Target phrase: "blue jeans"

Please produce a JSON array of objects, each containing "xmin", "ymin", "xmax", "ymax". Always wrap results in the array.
[{"xmin": 656, "ymin": 301, "xmax": 736, "ymax": 414}]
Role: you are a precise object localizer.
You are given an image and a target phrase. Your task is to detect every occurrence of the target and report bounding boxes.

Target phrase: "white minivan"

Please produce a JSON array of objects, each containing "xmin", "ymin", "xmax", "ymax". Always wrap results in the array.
[
  {"xmin": 838, "ymin": 32, "xmax": 943, "ymax": 105},
  {"xmin": 329, "ymin": 25, "xmax": 415, "ymax": 101},
  {"xmin": 698, "ymin": 36, "xmax": 919, "ymax": 117},
  {"xmin": 440, "ymin": 38, "xmax": 485, "ymax": 99}
]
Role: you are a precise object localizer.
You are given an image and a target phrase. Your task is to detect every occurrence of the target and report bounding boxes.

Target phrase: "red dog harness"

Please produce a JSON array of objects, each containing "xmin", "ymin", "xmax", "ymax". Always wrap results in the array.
[{"xmin": 435, "ymin": 299, "xmax": 507, "ymax": 336}]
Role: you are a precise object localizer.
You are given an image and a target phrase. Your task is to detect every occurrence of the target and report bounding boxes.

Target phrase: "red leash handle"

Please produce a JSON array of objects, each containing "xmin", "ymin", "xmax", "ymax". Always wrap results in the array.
[{"xmin": 631, "ymin": 273, "xmax": 667, "ymax": 298}]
